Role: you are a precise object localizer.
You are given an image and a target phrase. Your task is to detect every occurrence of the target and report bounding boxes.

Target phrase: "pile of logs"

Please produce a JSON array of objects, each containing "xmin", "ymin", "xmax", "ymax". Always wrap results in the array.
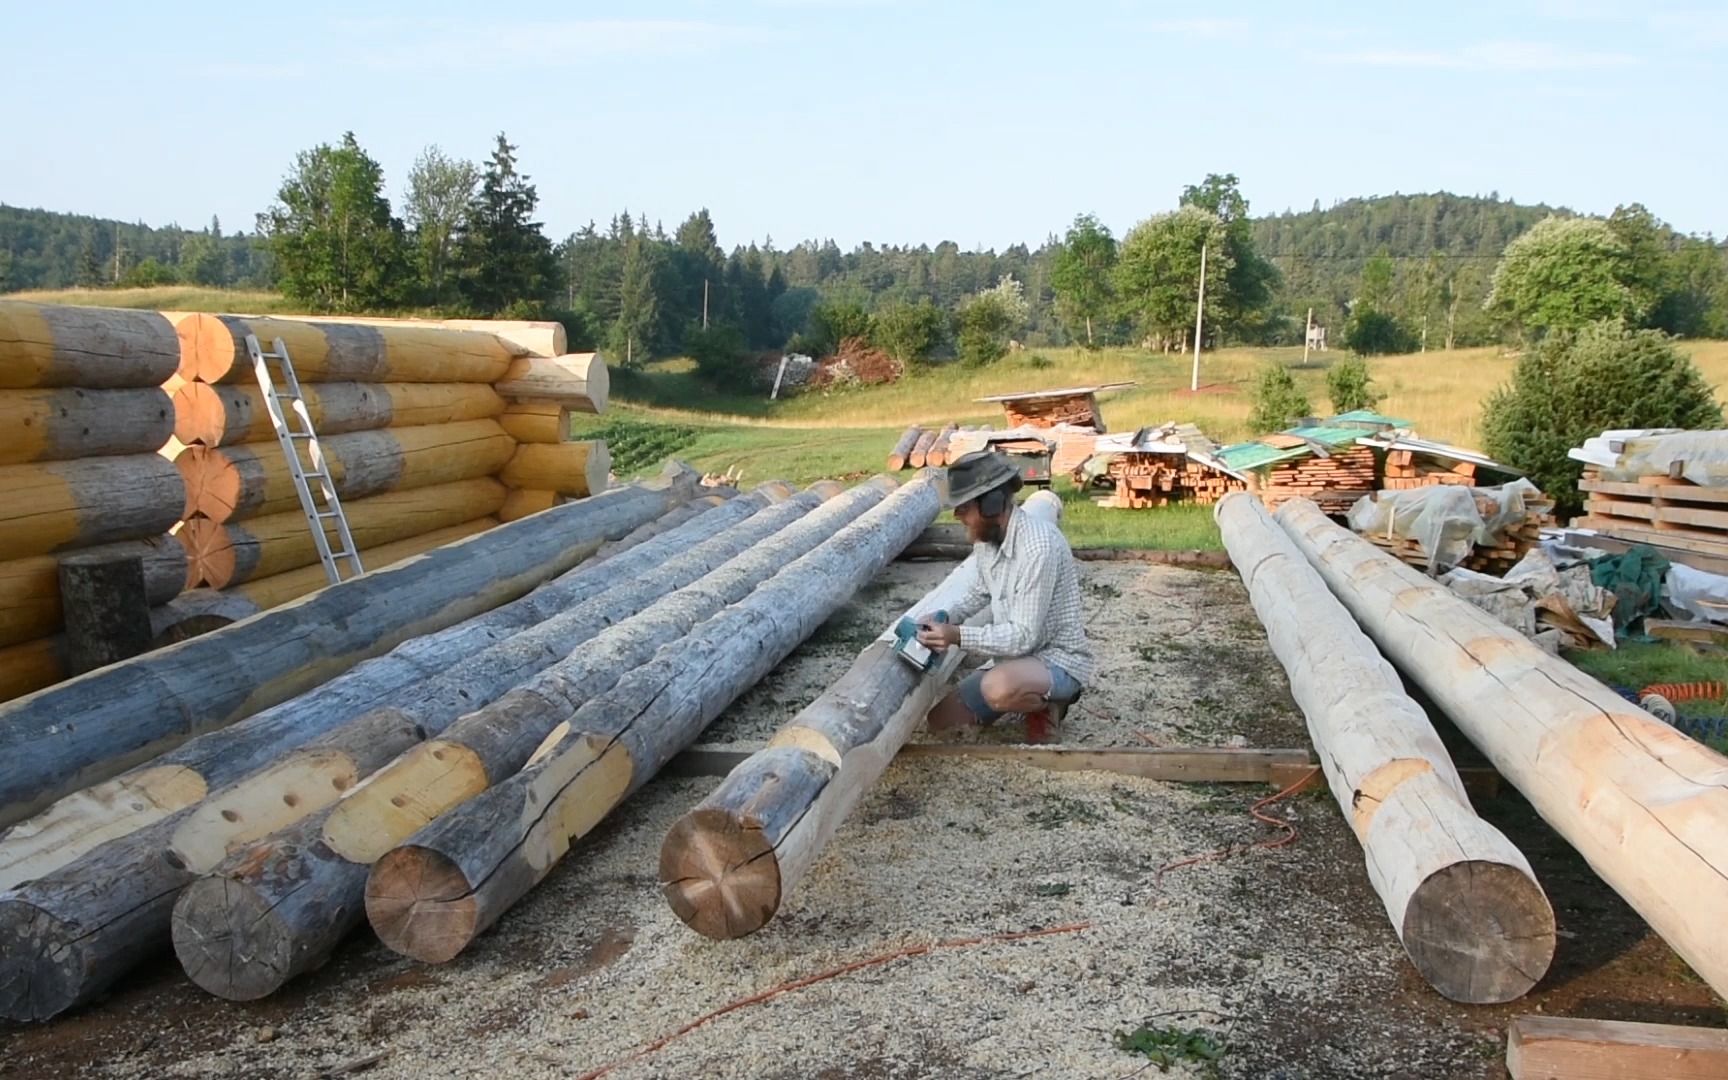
[
  {"xmin": 1256, "ymin": 445, "xmax": 1378, "ymax": 514},
  {"xmin": 0, "ymin": 301, "xmax": 188, "ymax": 701},
  {"xmin": 887, "ymin": 424, "xmax": 960, "ymax": 470},
  {"xmin": 1381, "ymin": 449, "xmax": 1482, "ymax": 490},
  {"xmin": 1094, "ymin": 454, "xmax": 1247, "ymax": 509},
  {"xmin": 0, "ymin": 469, "xmax": 935, "ymax": 1018}
]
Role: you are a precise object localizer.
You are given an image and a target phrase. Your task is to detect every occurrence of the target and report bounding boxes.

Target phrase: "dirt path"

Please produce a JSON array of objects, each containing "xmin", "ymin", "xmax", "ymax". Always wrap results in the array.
[{"xmin": 3, "ymin": 561, "xmax": 1720, "ymax": 1079}]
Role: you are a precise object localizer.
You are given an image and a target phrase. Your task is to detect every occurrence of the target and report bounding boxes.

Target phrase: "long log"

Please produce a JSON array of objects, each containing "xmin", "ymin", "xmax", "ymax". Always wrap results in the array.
[
  {"xmin": 886, "ymin": 426, "xmax": 921, "ymax": 471},
  {"xmin": 361, "ymin": 475, "xmax": 938, "ymax": 965},
  {"xmin": 168, "ymin": 481, "xmax": 882, "ymax": 998},
  {"xmin": 0, "ymin": 387, "xmax": 173, "ymax": 464},
  {"xmin": 658, "ymin": 492, "xmax": 1059, "ymax": 940},
  {"xmin": 149, "ymin": 589, "xmax": 261, "ymax": 646},
  {"xmin": 0, "ymin": 454, "xmax": 185, "ymax": 562},
  {"xmin": 0, "ymin": 537, "xmax": 187, "ymax": 648},
  {"xmin": 497, "ymin": 401, "xmax": 569, "ymax": 445},
  {"xmin": 175, "ymin": 314, "xmax": 518, "ymax": 385},
  {"xmin": 1217, "ymin": 494, "xmax": 1552, "ymax": 1002},
  {"xmin": 925, "ymin": 424, "xmax": 958, "ymax": 468},
  {"xmin": 1276, "ymin": 497, "xmax": 1728, "ymax": 999},
  {"xmin": 1506, "ymin": 1015, "xmax": 1728, "ymax": 1080},
  {"xmin": 498, "ymin": 488, "xmax": 563, "ymax": 523},
  {"xmin": 499, "ymin": 441, "xmax": 611, "ymax": 497},
  {"xmin": 907, "ymin": 427, "xmax": 940, "ymax": 469},
  {"xmin": 0, "ymin": 301, "xmax": 180, "ymax": 389},
  {"xmin": 0, "ymin": 498, "xmax": 740, "ymax": 895},
  {"xmin": 176, "ymin": 418, "xmax": 516, "ymax": 523},
  {"xmin": 230, "ymin": 518, "xmax": 494, "ymax": 611},
  {"xmin": 276, "ymin": 315, "xmax": 566, "ymax": 359},
  {"xmin": 0, "ymin": 465, "xmax": 699, "ymax": 826},
  {"xmin": 493, "ymin": 353, "xmax": 608, "ymax": 414},
  {"xmin": 179, "ymin": 478, "xmax": 510, "ymax": 589},
  {"xmin": 0, "ymin": 637, "xmax": 63, "ymax": 704},
  {"xmin": 172, "ymin": 381, "xmax": 504, "ymax": 447}
]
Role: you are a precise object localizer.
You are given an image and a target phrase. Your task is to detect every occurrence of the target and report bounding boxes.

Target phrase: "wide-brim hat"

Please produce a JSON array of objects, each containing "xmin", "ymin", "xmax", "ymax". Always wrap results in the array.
[{"xmin": 943, "ymin": 450, "xmax": 1019, "ymax": 508}]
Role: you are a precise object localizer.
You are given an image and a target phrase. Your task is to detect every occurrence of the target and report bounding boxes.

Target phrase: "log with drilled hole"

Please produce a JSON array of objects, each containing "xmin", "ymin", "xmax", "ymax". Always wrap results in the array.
[
  {"xmin": 1277, "ymin": 497, "xmax": 1728, "ymax": 1000},
  {"xmin": 360, "ymin": 475, "xmax": 938, "ymax": 966},
  {"xmin": 166, "ymin": 481, "xmax": 893, "ymax": 999},
  {"xmin": 172, "ymin": 380, "xmax": 504, "ymax": 447},
  {"xmin": 0, "ymin": 300, "xmax": 180, "ymax": 389},
  {"xmin": 660, "ymin": 492, "xmax": 1061, "ymax": 940},
  {"xmin": 174, "ymin": 418, "xmax": 516, "ymax": 523},
  {"xmin": 0, "ymin": 454, "xmax": 185, "ymax": 562},
  {"xmin": 0, "ymin": 387, "xmax": 173, "ymax": 465},
  {"xmin": 0, "ymin": 465, "xmax": 699, "ymax": 827},
  {"xmin": 174, "ymin": 313, "xmax": 519, "ymax": 385},
  {"xmin": 1217, "ymin": 494, "xmax": 1552, "ymax": 1003}
]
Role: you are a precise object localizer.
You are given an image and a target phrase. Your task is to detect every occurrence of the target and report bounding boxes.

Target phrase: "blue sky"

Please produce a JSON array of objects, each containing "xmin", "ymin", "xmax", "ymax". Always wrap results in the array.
[{"xmin": 3, "ymin": 1, "xmax": 1724, "ymax": 249}]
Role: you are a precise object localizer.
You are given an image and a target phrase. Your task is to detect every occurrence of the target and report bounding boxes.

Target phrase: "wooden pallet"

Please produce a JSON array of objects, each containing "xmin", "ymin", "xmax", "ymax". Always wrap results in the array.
[{"xmin": 1576, "ymin": 473, "xmax": 1728, "ymax": 553}]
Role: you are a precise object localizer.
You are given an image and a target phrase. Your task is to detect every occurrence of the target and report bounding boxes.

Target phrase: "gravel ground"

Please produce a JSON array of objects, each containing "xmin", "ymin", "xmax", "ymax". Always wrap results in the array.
[{"xmin": 4, "ymin": 560, "xmax": 1721, "ymax": 1079}]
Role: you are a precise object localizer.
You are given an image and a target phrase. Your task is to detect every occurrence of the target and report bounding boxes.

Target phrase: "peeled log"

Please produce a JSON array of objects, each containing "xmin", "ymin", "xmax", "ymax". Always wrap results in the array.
[
  {"xmin": 276, "ymin": 315, "xmax": 566, "ymax": 359},
  {"xmin": 0, "ymin": 495, "xmax": 717, "ymax": 893},
  {"xmin": 364, "ymin": 475, "xmax": 937, "ymax": 964},
  {"xmin": 232, "ymin": 519, "xmax": 495, "ymax": 611},
  {"xmin": 497, "ymin": 401, "xmax": 569, "ymax": 444},
  {"xmin": 0, "ymin": 454, "xmax": 185, "ymax": 562},
  {"xmin": 660, "ymin": 491, "xmax": 1060, "ymax": 940},
  {"xmin": 0, "ymin": 537, "xmax": 187, "ymax": 648},
  {"xmin": 0, "ymin": 638, "xmax": 63, "ymax": 704},
  {"xmin": 925, "ymin": 424, "xmax": 958, "ymax": 468},
  {"xmin": 169, "ymin": 484, "xmax": 872, "ymax": 997},
  {"xmin": 176, "ymin": 313, "xmax": 516, "ymax": 385},
  {"xmin": 176, "ymin": 418, "xmax": 516, "ymax": 523},
  {"xmin": 500, "ymin": 441, "xmax": 610, "ymax": 497},
  {"xmin": 1276, "ymin": 497, "xmax": 1728, "ymax": 1000},
  {"xmin": 0, "ymin": 301, "xmax": 180, "ymax": 389},
  {"xmin": 493, "ymin": 353, "xmax": 608, "ymax": 414},
  {"xmin": 0, "ymin": 387, "xmax": 173, "ymax": 465},
  {"xmin": 0, "ymin": 466, "xmax": 699, "ymax": 826},
  {"xmin": 499, "ymin": 489, "xmax": 563, "ymax": 523},
  {"xmin": 1216, "ymin": 494, "xmax": 1552, "ymax": 1002},
  {"xmin": 886, "ymin": 426, "xmax": 921, "ymax": 471},
  {"xmin": 180, "ymin": 478, "xmax": 510, "ymax": 588},
  {"xmin": 173, "ymin": 381, "xmax": 504, "ymax": 447}
]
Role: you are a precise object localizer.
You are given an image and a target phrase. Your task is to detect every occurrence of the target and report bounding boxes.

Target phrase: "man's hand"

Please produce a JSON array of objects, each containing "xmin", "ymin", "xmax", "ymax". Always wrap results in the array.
[{"xmin": 915, "ymin": 620, "xmax": 961, "ymax": 650}]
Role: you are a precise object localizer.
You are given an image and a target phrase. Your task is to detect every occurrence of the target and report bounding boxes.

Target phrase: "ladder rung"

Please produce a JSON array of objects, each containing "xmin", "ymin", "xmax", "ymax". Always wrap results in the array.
[
  {"xmin": 287, "ymin": 431, "xmax": 313, "ymax": 439},
  {"xmin": 313, "ymin": 510, "xmax": 343, "ymax": 520},
  {"xmin": 302, "ymin": 471, "xmax": 327, "ymax": 481}
]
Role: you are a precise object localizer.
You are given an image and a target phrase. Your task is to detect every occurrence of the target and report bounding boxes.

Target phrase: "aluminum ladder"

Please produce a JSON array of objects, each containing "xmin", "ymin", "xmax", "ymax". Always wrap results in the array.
[{"xmin": 246, "ymin": 334, "xmax": 364, "ymax": 585}]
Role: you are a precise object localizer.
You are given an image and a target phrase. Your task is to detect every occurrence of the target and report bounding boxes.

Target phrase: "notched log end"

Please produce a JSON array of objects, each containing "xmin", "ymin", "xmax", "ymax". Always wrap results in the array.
[
  {"xmin": 365, "ymin": 845, "xmax": 479, "ymax": 964},
  {"xmin": 659, "ymin": 809, "xmax": 781, "ymax": 941}
]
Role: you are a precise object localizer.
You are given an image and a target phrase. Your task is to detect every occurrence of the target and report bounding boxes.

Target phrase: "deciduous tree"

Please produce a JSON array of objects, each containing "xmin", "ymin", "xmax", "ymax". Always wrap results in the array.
[
  {"xmin": 1050, "ymin": 213, "xmax": 1116, "ymax": 347},
  {"xmin": 405, "ymin": 145, "xmax": 479, "ymax": 306},
  {"xmin": 258, "ymin": 132, "xmax": 410, "ymax": 311}
]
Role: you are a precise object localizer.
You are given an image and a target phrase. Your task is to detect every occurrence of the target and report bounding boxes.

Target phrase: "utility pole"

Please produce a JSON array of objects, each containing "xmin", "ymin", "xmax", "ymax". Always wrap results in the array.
[
  {"xmin": 112, "ymin": 223, "xmax": 123, "ymax": 284},
  {"xmin": 702, "ymin": 278, "xmax": 710, "ymax": 330},
  {"xmin": 1190, "ymin": 243, "xmax": 1207, "ymax": 393},
  {"xmin": 1302, "ymin": 306, "xmax": 1314, "ymax": 365}
]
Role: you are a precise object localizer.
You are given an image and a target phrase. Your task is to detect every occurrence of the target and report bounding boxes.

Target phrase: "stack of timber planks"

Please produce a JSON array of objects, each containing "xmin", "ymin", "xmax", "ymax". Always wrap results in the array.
[
  {"xmin": 1001, "ymin": 392, "xmax": 1100, "ymax": 429},
  {"xmin": 0, "ymin": 301, "xmax": 189, "ymax": 701},
  {"xmin": 1574, "ymin": 475, "xmax": 1728, "ymax": 560},
  {"xmin": 1256, "ymin": 445, "xmax": 1378, "ymax": 514},
  {"xmin": 1095, "ymin": 454, "xmax": 1247, "ymax": 509},
  {"xmin": 1380, "ymin": 449, "xmax": 1482, "ymax": 490},
  {"xmin": 1360, "ymin": 493, "xmax": 1552, "ymax": 575}
]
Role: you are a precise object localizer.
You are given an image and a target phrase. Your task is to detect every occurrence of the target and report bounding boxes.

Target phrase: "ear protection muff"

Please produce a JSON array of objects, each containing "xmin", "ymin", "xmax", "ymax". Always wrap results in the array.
[{"xmin": 977, "ymin": 487, "xmax": 1010, "ymax": 517}]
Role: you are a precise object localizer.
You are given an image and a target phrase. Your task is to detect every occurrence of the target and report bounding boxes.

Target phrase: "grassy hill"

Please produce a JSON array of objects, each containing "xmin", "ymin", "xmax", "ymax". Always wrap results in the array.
[{"xmin": 5, "ymin": 285, "xmax": 302, "ymax": 314}]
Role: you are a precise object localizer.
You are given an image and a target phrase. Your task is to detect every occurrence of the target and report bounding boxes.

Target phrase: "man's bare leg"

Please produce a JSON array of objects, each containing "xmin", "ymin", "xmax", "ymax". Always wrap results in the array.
[{"xmin": 979, "ymin": 658, "xmax": 1055, "ymax": 715}]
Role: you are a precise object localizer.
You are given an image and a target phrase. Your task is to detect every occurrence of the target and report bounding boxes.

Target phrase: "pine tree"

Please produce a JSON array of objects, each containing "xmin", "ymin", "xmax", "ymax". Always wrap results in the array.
[
  {"xmin": 456, "ymin": 133, "xmax": 558, "ymax": 314},
  {"xmin": 610, "ymin": 232, "xmax": 661, "ymax": 369}
]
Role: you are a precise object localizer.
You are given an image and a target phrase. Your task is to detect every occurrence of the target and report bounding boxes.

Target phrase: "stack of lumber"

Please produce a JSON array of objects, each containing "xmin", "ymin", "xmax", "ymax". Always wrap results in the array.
[
  {"xmin": 1359, "ymin": 491, "xmax": 1552, "ymax": 576},
  {"xmin": 1256, "ymin": 445, "xmax": 1378, "ymax": 513},
  {"xmin": 0, "ymin": 467, "xmax": 707, "ymax": 1019},
  {"xmin": 1096, "ymin": 454, "xmax": 1247, "ymax": 509},
  {"xmin": 1279, "ymin": 499, "xmax": 1728, "ymax": 1003},
  {"xmin": 1574, "ymin": 476, "xmax": 1728, "ymax": 560},
  {"xmin": 0, "ymin": 301, "xmax": 189, "ymax": 701},
  {"xmin": 1380, "ymin": 449, "xmax": 1481, "ymax": 490},
  {"xmin": 1001, "ymin": 392, "xmax": 1099, "ymax": 429},
  {"xmin": 1218, "ymin": 494, "xmax": 1552, "ymax": 1002}
]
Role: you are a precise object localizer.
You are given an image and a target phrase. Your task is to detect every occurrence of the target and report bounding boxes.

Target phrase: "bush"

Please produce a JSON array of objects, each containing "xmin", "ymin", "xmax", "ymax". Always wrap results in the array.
[
  {"xmin": 807, "ymin": 300, "xmax": 874, "ymax": 356},
  {"xmin": 1326, "ymin": 356, "xmax": 1384, "ymax": 413},
  {"xmin": 1342, "ymin": 310, "xmax": 1417, "ymax": 356},
  {"xmin": 1481, "ymin": 321, "xmax": 1723, "ymax": 516},
  {"xmin": 684, "ymin": 323, "xmax": 753, "ymax": 387},
  {"xmin": 1248, "ymin": 362, "xmax": 1313, "ymax": 434},
  {"xmin": 871, "ymin": 300, "xmax": 946, "ymax": 365}
]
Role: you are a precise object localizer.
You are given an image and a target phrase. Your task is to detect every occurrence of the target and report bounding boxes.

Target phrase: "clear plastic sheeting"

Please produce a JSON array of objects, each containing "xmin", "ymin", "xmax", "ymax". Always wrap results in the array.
[
  {"xmin": 1568, "ymin": 429, "xmax": 1728, "ymax": 487},
  {"xmin": 1348, "ymin": 478, "xmax": 1546, "ymax": 573},
  {"xmin": 1667, "ymin": 564, "xmax": 1728, "ymax": 625}
]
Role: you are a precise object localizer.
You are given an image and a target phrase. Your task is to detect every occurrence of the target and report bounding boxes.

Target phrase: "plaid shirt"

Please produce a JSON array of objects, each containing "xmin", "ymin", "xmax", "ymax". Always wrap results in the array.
[{"xmin": 950, "ymin": 506, "xmax": 1095, "ymax": 685}]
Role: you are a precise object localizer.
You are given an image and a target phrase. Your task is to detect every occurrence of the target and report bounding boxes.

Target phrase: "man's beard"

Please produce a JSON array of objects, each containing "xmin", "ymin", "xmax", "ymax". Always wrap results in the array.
[{"xmin": 968, "ymin": 518, "xmax": 1006, "ymax": 546}]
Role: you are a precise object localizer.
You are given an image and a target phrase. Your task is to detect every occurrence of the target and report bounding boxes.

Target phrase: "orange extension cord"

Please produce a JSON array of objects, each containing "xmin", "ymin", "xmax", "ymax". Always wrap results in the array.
[
  {"xmin": 572, "ymin": 922, "xmax": 1093, "ymax": 1080},
  {"xmin": 1640, "ymin": 680, "xmax": 1726, "ymax": 703},
  {"xmin": 1153, "ymin": 766, "xmax": 1321, "ymax": 883}
]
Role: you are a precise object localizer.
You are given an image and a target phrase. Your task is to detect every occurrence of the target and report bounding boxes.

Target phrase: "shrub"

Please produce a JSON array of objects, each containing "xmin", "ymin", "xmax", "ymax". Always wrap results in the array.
[
  {"xmin": 1342, "ymin": 309, "xmax": 1417, "ymax": 356},
  {"xmin": 1481, "ymin": 321, "xmax": 1723, "ymax": 515},
  {"xmin": 1248, "ymin": 362, "xmax": 1313, "ymax": 434},
  {"xmin": 1326, "ymin": 356, "xmax": 1384, "ymax": 413},
  {"xmin": 871, "ymin": 300, "xmax": 946, "ymax": 365},
  {"xmin": 684, "ymin": 323, "xmax": 753, "ymax": 387},
  {"xmin": 807, "ymin": 300, "xmax": 874, "ymax": 356}
]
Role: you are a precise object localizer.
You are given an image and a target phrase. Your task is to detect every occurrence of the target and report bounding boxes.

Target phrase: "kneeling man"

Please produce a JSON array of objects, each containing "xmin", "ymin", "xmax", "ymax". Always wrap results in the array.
[{"xmin": 917, "ymin": 451, "xmax": 1094, "ymax": 740}]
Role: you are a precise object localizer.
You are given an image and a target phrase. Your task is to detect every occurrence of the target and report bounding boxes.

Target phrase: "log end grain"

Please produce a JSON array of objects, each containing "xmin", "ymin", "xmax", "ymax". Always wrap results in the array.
[
  {"xmin": 171, "ymin": 875, "xmax": 297, "ymax": 1001},
  {"xmin": 658, "ymin": 809, "xmax": 781, "ymax": 940},
  {"xmin": 364, "ymin": 845, "xmax": 481, "ymax": 964},
  {"xmin": 175, "ymin": 312, "xmax": 248, "ymax": 384},
  {"xmin": 172, "ymin": 380, "xmax": 253, "ymax": 447},
  {"xmin": 1401, "ymin": 858, "xmax": 1557, "ymax": 1004},
  {"xmin": 177, "ymin": 516, "xmax": 239, "ymax": 591},
  {"xmin": 0, "ymin": 898, "xmax": 87, "ymax": 1021}
]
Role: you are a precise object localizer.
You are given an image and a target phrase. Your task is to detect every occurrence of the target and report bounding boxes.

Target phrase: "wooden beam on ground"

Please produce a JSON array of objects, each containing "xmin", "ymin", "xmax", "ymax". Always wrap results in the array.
[
  {"xmin": 907, "ymin": 427, "xmax": 940, "ymax": 469},
  {"xmin": 666, "ymin": 743, "xmax": 1314, "ymax": 783},
  {"xmin": 886, "ymin": 426, "xmax": 921, "ymax": 471},
  {"xmin": 0, "ymin": 465, "xmax": 700, "ymax": 828},
  {"xmin": 1278, "ymin": 497, "xmax": 1728, "ymax": 1000},
  {"xmin": 1506, "ymin": 1015, "xmax": 1728, "ymax": 1080},
  {"xmin": 359, "ymin": 476, "xmax": 941, "ymax": 967}
]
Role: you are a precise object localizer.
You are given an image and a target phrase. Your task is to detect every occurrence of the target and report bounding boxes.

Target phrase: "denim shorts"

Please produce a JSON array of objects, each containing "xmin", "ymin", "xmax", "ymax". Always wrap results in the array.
[{"xmin": 956, "ymin": 660, "xmax": 1083, "ymax": 725}]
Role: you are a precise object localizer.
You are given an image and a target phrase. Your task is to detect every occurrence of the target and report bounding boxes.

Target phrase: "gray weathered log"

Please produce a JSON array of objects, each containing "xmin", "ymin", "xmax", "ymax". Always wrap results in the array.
[
  {"xmin": 0, "ymin": 453, "xmax": 186, "ymax": 562},
  {"xmin": 0, "ymin": 464, "xmax": 699, "ymax": 827},
  {"xmin": 168, "ymin": 479, "xmax": 891, "ymax": 998},
  {"xmin": 362, "ymin": 474, "xmax": 939, "ymax": 964},
  {"xmin": 1219, "ymin": 493, "xmax": 1553, "ymax": 1003},
  {"xmin": 0, "ymin": 387, "xmax": 174, "ymax": 465},
  {"xmin": 0, "ymin": 301, "xmax": 180, "ymax": 389},
  {"xmin": 149, "ymin": 590, "xmax": 262, "ymax": 646},
  {"xmin": 58, "ymin": 550, "xmax": 154, "ymax": 675}
]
